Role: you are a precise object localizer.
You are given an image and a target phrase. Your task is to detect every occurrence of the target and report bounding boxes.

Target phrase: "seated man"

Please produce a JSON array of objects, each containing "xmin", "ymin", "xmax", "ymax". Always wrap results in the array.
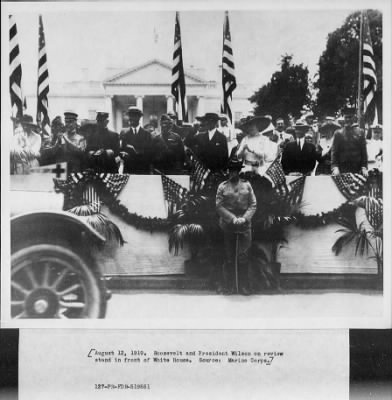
[
  {"xmin": 154, "ymin": 114, "xmax": 185, "ymax": 174},
  {"xmin": 119, "ymin": 107, "xmax": 154, "ymax": 174},
  {"xmin": 281, "ymin": 122, "xmax": 321, "ymax": 175},
  {"xmin": 86, "ymin": 112, "xmax": 120, "ymax": 173}
]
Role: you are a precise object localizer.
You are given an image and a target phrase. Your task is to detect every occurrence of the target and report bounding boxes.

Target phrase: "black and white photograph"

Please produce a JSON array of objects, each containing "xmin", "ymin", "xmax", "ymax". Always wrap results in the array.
[{"xmin": 1, "ymin": 0, "xmax": 391, "ymax": 328}]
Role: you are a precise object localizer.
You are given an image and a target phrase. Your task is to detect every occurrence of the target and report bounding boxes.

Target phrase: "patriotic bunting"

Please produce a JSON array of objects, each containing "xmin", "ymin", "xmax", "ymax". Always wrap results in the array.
[{"xmin": 331, "ymin": 173, "xmax": 367, "ymax": 200}]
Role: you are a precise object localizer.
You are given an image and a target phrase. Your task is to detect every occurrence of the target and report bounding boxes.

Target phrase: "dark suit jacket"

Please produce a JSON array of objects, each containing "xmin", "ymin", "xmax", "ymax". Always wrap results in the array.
[
  {"xmin": 120, "ymin": 127, "xmax": 154, "ymax": 173},
  {"xmin": 281, "ymin": 140, "xmax": 321, "ymax": 175},
  {"xmin": 86, "ymin": 127, "xmax": 120, "ymax": 156},
  {"xmin": 192, "ymin": 130, "xmax": 228, "ymax": 172}
]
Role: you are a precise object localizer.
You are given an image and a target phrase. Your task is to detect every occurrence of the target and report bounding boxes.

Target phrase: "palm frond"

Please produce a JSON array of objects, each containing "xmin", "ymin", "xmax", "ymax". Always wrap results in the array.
[
  {"xmin": 67, "ymin": 205, "xmax": 124, "ymax": 246},
  {"xmin": 169, "ymin": 223, "xmax": 205, "ymax": 255}
]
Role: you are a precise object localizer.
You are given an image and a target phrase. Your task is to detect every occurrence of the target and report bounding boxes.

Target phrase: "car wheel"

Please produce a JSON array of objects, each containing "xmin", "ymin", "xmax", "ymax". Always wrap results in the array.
[{"xmin": 11, "ymin": 244, "xmax": 106, "ymax": 319}]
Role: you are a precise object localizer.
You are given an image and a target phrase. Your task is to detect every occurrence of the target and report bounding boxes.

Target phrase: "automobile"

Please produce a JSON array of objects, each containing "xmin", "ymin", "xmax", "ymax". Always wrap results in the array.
[{"xmin": 10, "ymin": 165, "xmax": 110, "ymax": 319}]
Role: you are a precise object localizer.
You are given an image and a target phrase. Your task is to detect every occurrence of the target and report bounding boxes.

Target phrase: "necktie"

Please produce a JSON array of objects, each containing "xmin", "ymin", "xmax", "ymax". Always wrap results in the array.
[{"xmin": 297, "ymin": 139, "xmax": 301, "ymax": 150}]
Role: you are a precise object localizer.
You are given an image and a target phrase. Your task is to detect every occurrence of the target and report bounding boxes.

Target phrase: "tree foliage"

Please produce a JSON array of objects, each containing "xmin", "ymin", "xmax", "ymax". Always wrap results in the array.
[
  {"xmin": 249, "ymin": 55, "xmax": 311, "ymax": 122},
  {"xmin": 315, "ymin": 10, "xmax": 382, "ymax": 119}
]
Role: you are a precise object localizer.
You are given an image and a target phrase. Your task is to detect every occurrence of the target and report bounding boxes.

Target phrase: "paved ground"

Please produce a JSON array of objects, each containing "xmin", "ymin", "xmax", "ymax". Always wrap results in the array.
[{"xmin": 106, "ymin": 289, "xmax": 384, "ymax": 327}]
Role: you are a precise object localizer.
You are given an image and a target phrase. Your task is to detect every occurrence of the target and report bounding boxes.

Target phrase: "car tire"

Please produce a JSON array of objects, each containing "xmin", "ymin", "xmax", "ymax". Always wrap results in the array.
[{"xmin": 11, "ymin": 244, "xmax": 106, "ymax": 319}]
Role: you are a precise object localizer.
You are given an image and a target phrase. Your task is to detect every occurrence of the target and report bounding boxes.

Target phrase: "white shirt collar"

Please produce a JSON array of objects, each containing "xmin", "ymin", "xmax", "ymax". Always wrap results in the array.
[
  {"xmin": 297, "ymin": 137, "xmax": 305, "ymax": 150},
  {"xmin": 208, "ymin": 129, "xmax": 215, "ymax": 141},
  {"xmin": 132, "ymin": 125, "xmax": 141, "ymax": 134}
]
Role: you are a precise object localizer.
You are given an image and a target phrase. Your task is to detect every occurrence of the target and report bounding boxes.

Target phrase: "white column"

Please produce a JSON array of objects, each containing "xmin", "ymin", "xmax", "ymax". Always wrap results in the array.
[
  {"xmin": 104, "ymin": 95, "xmax": 114, "ymax": 130},
  {"xmin": 197, "ymin": 96, "xmax": 205, "ymax": 116},
  {"xmin": 166, "ymin": 95, "xmax": 175, "ymax": 114},
  {"xmin": 136, "ymin": 95, "xmax": 144, "ymax": 112}
]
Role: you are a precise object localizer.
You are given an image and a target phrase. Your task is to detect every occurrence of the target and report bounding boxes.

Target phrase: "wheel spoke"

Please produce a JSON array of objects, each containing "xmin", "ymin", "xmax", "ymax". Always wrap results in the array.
[
  {"xmin": 51, "ymin": 269, "xmax": 68, "ymax": 289},
  {"xmin": 11, "ymin": 281, "xmax": 30, "ymax": 297},
  {"xmin": 42, "ymin": 262, "xmax": 51, "ymax": 286},
  {"xmin": 58, "ymin": 311, "xmax": 69, "ymax": 319},
  {"xmin": 24, "ymin": 265, "xmax": 40, "ymax": 289},
  {"xmin": 14, "ymin": 311, "xmax": 27, "ymax": 319},
  {"xmin": 11, "ymin": 300, "xmax": 25, "ymax": 307},
  {"xmin": 59, "ymin": 301, "xmax": 86, "ymax": 309},
  {"xmin": 58, "ymin": 283, "xmax": 82, "ymax": 297}
]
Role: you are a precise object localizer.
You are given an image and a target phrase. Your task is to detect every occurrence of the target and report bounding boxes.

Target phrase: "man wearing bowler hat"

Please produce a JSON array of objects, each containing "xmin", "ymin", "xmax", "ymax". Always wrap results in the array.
[
  {"xmin": 86, "ymin": 112, "xmax": 120, "ymax": 173},
  {"xmin": 331, "ymin": 107, "xmax": 368, "ymax": 176},
  {"xmin": 216, "ymin": 157, "xmax": 257, "ymax": 295},
  {"xmin": 119, "ymin": 106, "xmax": 154, "ymax": 174},
  {"xmin": 191, "ymin": 112, "xmax": 228, "ymax": 172},
  {"xmin": 281, "ymin": 121, "xmax": 322, "ymax": 175}
]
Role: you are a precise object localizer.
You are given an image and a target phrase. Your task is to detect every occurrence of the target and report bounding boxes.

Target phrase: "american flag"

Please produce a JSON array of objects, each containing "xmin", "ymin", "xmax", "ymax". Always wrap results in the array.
[
  {"xmin": 361, "ymin": 12, "xmax": 378, "ymax": 125},
  {"xmin": 190, "ymin": 155, "xmax": 211, "ymax": 192},
  {"xmin": 220, "ymin": 11, "xmax": 237, "ymax": 124},
  {"xmin": 331, "ymin": 173, "xmax": 367, "ymax": 200},
  {"xmin": 286, "ymin": 175, "xmax": 306, "ymax": 205},
  {"xmin": 264, "ymin": 157, "xmax": 289, "ymax": 197},
  {"xmin": 36, "ymin": 15, "xmax": 51, "ymax": 139},
  {"xmin": 9, "ymin": 15, "xmax": 24, "ymax": 119},
  {"xmin": 161, "ymin": 174, "xmax": 188, "ymax": 215},
  {"xmin": 171, "ymin": 12, "xmax": 188, "ymax": 123},
  {"xmin": 364, "ymin": 196, "xmax": 383, "ymax": 230}
]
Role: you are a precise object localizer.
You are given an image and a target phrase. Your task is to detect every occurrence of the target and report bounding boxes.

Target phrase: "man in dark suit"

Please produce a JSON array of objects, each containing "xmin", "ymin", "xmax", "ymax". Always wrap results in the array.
[
  {"xmin": 119, "ymin": 107, "xmax": 154, "ymax": 174},
  {"xmin": 191, "ymin": 112, "xmax": 228, "ymax": 172},
  {"xmin": 281, "ymin": 122, "xmax": 322, "ymax": 175},
  {"xmin": 86, "ymin": 112, "xmax": 120, "ymax": 173},
  {"xmin": 331, "ymin": 107, "xmax": 368, "ymax": 176}
]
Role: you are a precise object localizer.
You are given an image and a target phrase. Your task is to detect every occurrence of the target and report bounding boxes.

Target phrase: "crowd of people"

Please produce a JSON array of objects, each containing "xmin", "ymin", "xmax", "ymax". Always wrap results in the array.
[{"xmin": 10, "ymin": 105, "xmax": 383, "ymax": 177}]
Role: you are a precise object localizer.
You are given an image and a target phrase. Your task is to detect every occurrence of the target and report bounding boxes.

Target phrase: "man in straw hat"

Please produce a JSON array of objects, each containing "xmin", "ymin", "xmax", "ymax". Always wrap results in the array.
[
  {"xmin": 119, "ymin": 106, "xmax": 154, "ymax": 174},
  {"xmin": 331, "ymin": 107, "xmax": 368, "ymax": 176},
  {"xmin": 216, "ymin": 157, "xmax": 257, "ymax": 295},
  {"xmin": 281, "ymin": 121, "xmax": 322, "ymax": 175},
  {"xmin": 191, "ymin": 112, "xmax": 228, "ymax": 172}
]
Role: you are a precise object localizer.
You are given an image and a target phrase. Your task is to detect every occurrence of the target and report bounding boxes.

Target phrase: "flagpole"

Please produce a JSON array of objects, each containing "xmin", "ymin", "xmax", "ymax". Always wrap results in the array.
[{"xmin": 357, "ymin": 10, "xmax": 364, "ymax": 129}]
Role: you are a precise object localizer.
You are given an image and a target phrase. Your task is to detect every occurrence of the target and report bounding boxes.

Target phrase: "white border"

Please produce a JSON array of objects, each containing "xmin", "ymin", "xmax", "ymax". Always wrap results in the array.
[{"xmin": 1, "ymin": 0, "xmax": 391, "ymax": 329}]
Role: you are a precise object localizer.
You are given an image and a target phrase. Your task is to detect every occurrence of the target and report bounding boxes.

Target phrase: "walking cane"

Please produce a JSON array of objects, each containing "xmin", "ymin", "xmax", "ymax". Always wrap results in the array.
[{"xmin": 234, "ymin": 233, "xmax": 239, "ymax": 294}]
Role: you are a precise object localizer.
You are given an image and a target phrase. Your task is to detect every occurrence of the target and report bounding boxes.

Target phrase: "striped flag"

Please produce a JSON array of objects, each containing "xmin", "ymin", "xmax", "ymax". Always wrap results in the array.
[
  {"xmin": 264, "ymin": 156, "xmax": 289, "ymax": 196},
  {"xmin": 171, "ymin": 12, "xmax": 188, "ymax": 122},
  {"xmin": 220, "ymin": 11, "xmax": 237, "ymax": 124},
  {"xmin": 362, "ymin": 12, "xmax": 377, "ymax": 125},
  {"xmin": 37, "ymin": 15, "xmax": 50, "ymax": 139},
  {"xmin": 9, "ymin": 15, "xmax": 24, "ymax": 119}
]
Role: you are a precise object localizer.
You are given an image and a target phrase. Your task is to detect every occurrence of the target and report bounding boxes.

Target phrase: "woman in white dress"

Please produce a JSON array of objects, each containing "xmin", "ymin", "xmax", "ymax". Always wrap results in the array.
[
  {"xmin": 11, "ymin": 115, "xmax": 41, "ymax": 174},
  {"xmin": 236, "ymin": 116, "xmax": 278, "ymax": 176}
]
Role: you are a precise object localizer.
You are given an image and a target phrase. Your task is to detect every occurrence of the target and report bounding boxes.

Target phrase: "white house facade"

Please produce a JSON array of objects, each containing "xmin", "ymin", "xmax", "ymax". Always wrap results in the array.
[{"xmin": 25, "ymin": 59, "xmax": 254, "ymax": 131}]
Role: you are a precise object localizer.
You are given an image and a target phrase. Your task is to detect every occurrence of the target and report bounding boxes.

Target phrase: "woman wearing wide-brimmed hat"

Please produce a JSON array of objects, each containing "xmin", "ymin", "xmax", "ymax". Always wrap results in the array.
[
  {"xmin": 315, "ymin": 117, "xmax": 340, "ymax": 175},
  {"xmin": 236, "ymin": 115, "xmax": 279, "ymax": 176},
  {"xmin": 11, "ymin": 115, "xmax": 41, "ymax": 174}
]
